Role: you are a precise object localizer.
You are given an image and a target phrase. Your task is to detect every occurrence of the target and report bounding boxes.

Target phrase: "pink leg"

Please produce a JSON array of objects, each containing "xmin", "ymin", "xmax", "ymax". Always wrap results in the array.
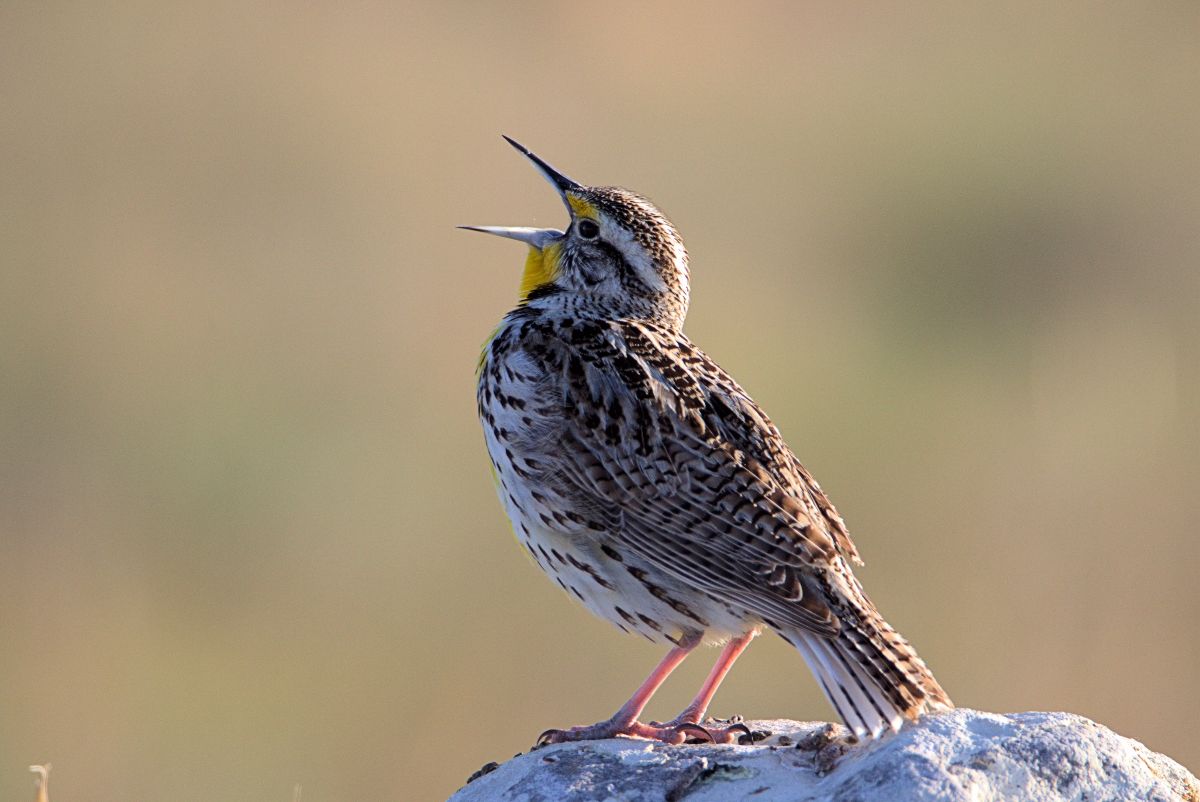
[
  {"xmin": 656, "ymin": 631, "xmax": 758, "ymax": 743},
  {"xmin": 537, "ymin": 634, "xmax": 711, "ymax": 745},
  {"xmin": 677, "ymin": 631, "xmax": 757, "ymax": 723}
]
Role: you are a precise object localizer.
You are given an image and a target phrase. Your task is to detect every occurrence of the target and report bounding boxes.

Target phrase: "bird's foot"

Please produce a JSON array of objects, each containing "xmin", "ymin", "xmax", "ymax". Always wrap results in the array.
[
  {"xmin": 649, "ymin": 714, "xmax": 752, "ymax": 744},
  {"xmin": 536, "ymin": 717, "xmax": 715, "ymax": 746}
]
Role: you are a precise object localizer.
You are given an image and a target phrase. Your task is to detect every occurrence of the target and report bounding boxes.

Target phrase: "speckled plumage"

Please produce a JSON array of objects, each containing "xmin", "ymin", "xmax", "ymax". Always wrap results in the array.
[{"xmin": 472, "ymin": 140, "xmax": 951, "ymax": 742}]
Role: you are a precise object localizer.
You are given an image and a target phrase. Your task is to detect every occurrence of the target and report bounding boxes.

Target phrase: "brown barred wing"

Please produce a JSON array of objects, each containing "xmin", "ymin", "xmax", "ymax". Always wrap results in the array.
[
  {"xmin": 617, "ymin": 321, "xmax": 862, "ymax": 566},
  {"xmin": 535, "ymin": 320, "xmax": 850, "ymax": 637}
]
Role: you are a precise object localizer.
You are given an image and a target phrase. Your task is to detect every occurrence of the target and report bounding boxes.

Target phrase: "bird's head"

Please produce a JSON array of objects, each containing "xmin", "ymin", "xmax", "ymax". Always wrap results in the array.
[{"xmin": 463, "ymin": 137, "xmax": 690, "ymax": 330}]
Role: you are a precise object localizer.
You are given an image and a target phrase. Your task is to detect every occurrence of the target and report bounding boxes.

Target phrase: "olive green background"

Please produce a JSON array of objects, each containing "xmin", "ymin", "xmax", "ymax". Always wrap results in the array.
[{"xmin": 2, "ymin": 3, "xmax": 1198, "ymax": 800}]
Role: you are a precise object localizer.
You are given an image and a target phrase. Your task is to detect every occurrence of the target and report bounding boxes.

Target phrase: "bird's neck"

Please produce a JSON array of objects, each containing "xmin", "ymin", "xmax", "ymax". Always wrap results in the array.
[{"xmin": 511, "ymin": 292, "xmax": 687, "ymax": 333}]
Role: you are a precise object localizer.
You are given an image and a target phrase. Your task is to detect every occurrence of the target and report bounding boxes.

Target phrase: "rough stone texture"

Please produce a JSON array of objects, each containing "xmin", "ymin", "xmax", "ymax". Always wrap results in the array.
[{"xmin": 450, "ymin": 709, "xmax": 1199, "ymax": 802}]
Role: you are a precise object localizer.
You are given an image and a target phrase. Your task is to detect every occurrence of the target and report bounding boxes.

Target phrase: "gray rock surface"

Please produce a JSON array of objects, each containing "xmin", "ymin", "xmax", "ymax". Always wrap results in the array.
[{"xmin": 450, "ymin": 709, "xmax": 1198, "ymax": 801}]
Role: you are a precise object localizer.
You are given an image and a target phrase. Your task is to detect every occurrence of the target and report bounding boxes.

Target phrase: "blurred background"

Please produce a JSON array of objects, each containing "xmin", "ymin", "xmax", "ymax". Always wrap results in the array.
[{"xmin": 2, "ymin": 3, "xmax": 1198, "ymax": 800}]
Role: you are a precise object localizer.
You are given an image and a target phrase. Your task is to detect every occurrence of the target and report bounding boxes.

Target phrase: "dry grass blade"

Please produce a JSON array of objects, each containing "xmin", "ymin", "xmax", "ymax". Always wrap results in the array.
[{"xmin": 29, "ymin": 765, "xmax": 50, "ymax": 802}]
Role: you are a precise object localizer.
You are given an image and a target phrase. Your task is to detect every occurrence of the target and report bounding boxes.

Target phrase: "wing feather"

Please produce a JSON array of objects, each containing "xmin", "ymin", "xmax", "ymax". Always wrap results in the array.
[{"xmin": 531, "ymin": 320, "xmax": 863, "ymax": 636}]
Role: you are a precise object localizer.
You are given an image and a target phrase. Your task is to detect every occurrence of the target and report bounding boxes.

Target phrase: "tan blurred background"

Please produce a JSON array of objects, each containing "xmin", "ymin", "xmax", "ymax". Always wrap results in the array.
[{"xmin": 2, "ymin": 2, "xmax": 1198, "ymax": 800}]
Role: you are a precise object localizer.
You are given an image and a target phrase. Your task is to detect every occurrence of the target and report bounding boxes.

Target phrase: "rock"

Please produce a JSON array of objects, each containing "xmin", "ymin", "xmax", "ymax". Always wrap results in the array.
[{"xmin": 449, "ymin": 709, "xmax": 1199, "ymax": 801}]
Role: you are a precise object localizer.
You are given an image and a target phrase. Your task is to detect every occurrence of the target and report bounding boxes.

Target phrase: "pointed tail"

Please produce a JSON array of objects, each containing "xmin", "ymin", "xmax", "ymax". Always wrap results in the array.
[{"xmin": 783, "ymin": 618, "xmax": 952, "ymax": 740}]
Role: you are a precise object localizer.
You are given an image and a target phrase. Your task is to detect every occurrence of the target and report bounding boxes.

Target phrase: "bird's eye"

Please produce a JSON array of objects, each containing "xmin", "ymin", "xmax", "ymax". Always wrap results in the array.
[{"xmin": 577, "ymin": 219, "xmax": 600, "ymax": 240}]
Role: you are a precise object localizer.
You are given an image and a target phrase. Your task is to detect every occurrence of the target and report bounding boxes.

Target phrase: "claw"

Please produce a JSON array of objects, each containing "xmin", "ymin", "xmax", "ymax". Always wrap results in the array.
[
  {"xmin": 691, "ymin": 719, "xmax": 752, "ymax": 744},
  {"xmin": 676, "ymin": 723, "xmax": 715, "ymax": 743},
  {"xmin": 737, "ymin": 728, "xmax": 772, "ymax": 745},
  {"xmin": 536, "ymin": 728, "xmax": 567, "ymax": 746},
  {"xmin": 727, "ymin": 722, "xmax": 752, "ymax": 738}
]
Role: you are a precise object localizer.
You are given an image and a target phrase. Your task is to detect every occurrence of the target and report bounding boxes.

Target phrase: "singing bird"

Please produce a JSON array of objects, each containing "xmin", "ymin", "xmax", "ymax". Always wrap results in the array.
[{"xmin": 467, "ymin": 137, "xmax": 952, "ymax": 745}]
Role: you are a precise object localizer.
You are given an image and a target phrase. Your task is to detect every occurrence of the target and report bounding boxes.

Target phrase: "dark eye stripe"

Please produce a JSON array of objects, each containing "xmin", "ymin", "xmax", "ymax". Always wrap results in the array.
[{"xmin": 594, "ymin": 240, "xmax": 656, "ymax": 293}]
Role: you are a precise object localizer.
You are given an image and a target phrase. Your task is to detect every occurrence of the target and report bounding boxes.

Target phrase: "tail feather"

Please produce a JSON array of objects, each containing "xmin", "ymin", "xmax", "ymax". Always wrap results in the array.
[
  {"xmin": 786, "ymin": 627, "xmax": 951, "ymax": 740},
  {"xmin": 791, "ymin": 635, "xmax": 853, "ymax": 730},
  {"xmin": 818, "ymin": 635, "xmax": 904, "ymax": 737}
]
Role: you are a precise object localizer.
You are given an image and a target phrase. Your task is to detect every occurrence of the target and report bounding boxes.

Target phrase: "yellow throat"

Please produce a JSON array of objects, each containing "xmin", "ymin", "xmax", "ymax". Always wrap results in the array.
[
  {"xmin": 478, "ymin": 240, "xmax": 564, "ymax": 376},
  {"xmin": 518, "ymin": 241, "xmax": 561, "ymax": 302}
]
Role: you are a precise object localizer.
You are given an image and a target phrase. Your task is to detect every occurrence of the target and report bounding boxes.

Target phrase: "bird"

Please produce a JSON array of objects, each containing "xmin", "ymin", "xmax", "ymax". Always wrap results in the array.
[{"xmin": 465, "ymin": 136, "xmax": 952, "ymax": 745}]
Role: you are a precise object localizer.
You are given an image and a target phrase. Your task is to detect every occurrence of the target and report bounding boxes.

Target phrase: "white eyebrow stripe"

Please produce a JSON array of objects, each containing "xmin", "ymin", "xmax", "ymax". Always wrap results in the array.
[{"xmin": 602, "ymin": 215, "xmax": 668, "ymax": 293}]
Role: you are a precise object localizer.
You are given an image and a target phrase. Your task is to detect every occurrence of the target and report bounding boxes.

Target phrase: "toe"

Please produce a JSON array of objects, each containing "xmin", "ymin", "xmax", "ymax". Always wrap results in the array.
[
  {"xmin": 675, "ymin": 723, "xmax": 715, "ymax": 743},
  {"xmin": 535, "ymin": 728, "xmax": 565, "ymax": 746}
]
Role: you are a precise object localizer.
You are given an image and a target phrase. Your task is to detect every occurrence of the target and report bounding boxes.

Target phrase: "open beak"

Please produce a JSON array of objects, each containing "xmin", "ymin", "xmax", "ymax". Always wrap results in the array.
[
  {"xmin": 459, "ymin": 136, "xmax": 582, "ymax": 248},
  {"xmin": 499, "ymin": 135, "xmax": 582, "ymax": 212},
  {"xmin": 457, "ymin": 225, "xmax": 562, "ymax": 249}
]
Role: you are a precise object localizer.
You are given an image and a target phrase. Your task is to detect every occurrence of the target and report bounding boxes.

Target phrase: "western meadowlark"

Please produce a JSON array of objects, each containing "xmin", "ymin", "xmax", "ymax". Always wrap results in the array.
[{"xmin": 466, "ymin": 137, "xmax": 952, "ymax": 745}]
